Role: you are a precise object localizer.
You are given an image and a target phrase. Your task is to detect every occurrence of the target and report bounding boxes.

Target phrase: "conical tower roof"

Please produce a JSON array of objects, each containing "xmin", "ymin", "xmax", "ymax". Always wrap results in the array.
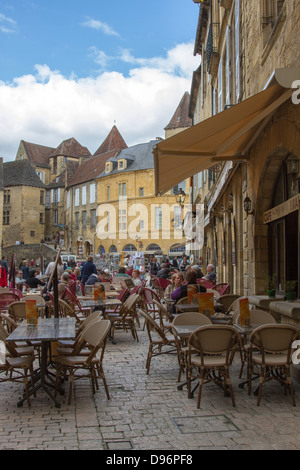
[
  {"xmin": 94, "ymin": 125, "xmax": 127, "ymax": 156},
  {"xmin": 164, "ymin": 92, "xmax": 192, "ymax": 131}
]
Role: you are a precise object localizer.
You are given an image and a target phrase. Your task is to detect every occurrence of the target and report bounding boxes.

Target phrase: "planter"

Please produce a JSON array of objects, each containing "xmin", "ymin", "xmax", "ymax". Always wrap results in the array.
[
  {"xmin": 267, "ymin": 289, "xmax": 276, "ymax": 298},
  {"xmin": 285, "ymin": 292, "xmax": 297, "ymax": 301}
]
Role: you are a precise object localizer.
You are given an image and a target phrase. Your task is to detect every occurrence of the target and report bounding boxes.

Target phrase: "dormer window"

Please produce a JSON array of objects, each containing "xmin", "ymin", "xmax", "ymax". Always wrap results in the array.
[
  {"xmin": 106, "ymin": 162, "xmax": 113, "ymax": 174},
  {"xmin": 118, "ymin": 159, "xmax": 127, "ymax": 170}
]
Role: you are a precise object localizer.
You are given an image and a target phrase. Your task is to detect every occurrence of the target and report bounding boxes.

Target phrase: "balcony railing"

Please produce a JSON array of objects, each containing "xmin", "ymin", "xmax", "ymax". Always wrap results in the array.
[{"xmin": 206, "ymin": 23, "xmax": 220, "ymax": 75}]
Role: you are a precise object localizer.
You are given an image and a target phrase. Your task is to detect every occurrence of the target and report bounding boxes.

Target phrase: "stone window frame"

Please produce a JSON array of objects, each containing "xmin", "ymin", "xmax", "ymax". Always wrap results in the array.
[
  {"xmin": 4, "ymin": 190, "xmax": 10, "ymax": 204},
  {"xmin": 3, "ymin": 210, "xmax": 10, "ymax": 225},
  {"xmin": 261, "ymin": 0, "xmax": 286, "ymax": 64}
]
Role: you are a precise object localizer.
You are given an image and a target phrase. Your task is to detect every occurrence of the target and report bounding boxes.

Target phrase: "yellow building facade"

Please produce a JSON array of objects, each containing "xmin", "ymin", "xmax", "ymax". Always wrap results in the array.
[{"xmin": 95, "ymin": 140, "xmax": 190, "ymax": 259}]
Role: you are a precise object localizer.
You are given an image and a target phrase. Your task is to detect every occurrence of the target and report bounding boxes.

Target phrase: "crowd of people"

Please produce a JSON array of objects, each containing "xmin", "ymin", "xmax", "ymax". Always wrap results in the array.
[{"xmin": 1, "ymin": 252, "xmax": 216, "ymax": 311}]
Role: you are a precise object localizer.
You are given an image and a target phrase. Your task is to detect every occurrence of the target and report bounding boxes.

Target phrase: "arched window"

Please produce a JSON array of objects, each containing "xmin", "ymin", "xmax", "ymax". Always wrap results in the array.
[
  {"xmin": 98, "ymin": 245, "xmax": 105, "ymax": 254},
  {"xmin": 123, "ymin": 244, "xmax": 137, "ymax": 252},
  {"xmin": 169, "ymin": 244, "xmax": 185, "ymax": 253},
  {"xmin": 109, "ymin": 245, "xmax": 118, "ymax": 253},
  {"xmin": 146, "ymin": 244, "xmax": 162, "ymax": 252}
]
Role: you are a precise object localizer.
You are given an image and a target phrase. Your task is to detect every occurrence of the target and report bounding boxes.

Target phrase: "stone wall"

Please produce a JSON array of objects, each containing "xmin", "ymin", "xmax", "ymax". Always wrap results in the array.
[{"xmin": 3, "ymin": 243, "xmax": 57, "ymax": 272}]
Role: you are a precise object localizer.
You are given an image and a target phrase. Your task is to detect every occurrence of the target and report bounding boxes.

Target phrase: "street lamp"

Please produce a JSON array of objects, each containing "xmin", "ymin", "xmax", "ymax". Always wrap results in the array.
[
  {"xmin": 175, "ymin": 189, "xmax": 186, "ymax": 206},
  {"xmin": 243, "ymin": 196, "xmax": 254, "ymax": 216}
]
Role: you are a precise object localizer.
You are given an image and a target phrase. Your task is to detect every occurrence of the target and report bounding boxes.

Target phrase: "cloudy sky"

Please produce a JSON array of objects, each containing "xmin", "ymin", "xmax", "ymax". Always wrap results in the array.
[{"xmin": 0, "ymin": 0, "xmax": 200, "ymax": 161}]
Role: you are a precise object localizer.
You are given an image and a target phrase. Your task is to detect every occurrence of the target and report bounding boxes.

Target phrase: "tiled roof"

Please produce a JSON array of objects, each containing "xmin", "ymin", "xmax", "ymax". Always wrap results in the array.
[
  {"xmin": 94, "ymin": 126, "xmax": 127, "ymax": 156},
  {"xmin": 47, "ymin": 160, "xmax": 80, "ymax": 188},
  {"xmin": 49, "ymin": 138, "xmax": 92, "ymax": 158},
  {"xmin": 4, "ymin": 160, "xmax": 46, "ymax": 188},
  {"xmin": 164, "ymin": 92, "xmax": 192, "ymax": 130},
  {"xmin": 97, "ymin": 139, "xmax": 163, "ymax": 178},
  {"xmin": 22, "ymin": 141, "xmax": 54, "ymax": 168},
  {"xmin": 68, "ymin": 150, "xmax": 119, "ymax": 187}
]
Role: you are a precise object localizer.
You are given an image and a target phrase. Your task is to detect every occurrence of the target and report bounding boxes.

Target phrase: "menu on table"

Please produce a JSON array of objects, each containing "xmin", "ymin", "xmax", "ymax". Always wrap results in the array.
[
  {"xmin": 239, "ymin": 298, "xmax": 250, "ymax": 326},
  {"xmin": 26, "ymin": 299, "xmax": 38, "ymax": 326},
  {"xmin": 197, "ymin": 292, "xmax": 214, "ymax": 316}
]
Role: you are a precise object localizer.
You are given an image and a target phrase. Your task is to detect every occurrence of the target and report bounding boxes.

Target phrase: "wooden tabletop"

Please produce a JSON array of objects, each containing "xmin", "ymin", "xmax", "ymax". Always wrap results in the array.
[
  {"xmin": 80, "ymin": 299, "xmax": 122, "ymax": 308},
  {"xmin": 7, "ymin": 318, "xmax": 76, "ymax": 342}
]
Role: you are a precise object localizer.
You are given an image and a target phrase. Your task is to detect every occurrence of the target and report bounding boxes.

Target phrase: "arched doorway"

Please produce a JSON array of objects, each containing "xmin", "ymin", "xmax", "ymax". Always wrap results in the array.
[
  {"xmin": 84, "ymin": 240, "xmax": 92, "ymax": 257},
  {"xmin": 255, "ymin": 149, "xmax": 300, "ymax": 296}
]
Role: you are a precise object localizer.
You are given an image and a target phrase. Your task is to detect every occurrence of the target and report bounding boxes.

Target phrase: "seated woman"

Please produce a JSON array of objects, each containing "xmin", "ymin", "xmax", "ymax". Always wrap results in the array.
[
  {"xmin": 164, "ymin": 273, "xmax": 184, "ymax": 301},
  {"xmin": 171, "ymin": 269, "xmax": 206, "ymax": 303},
  {"xmin": 25, "ymin": 270, "xmax": 46, "ymax": 289},
  {"xmin": 57, "ymin": 272, "xmax": 70, "ymax": 298}
]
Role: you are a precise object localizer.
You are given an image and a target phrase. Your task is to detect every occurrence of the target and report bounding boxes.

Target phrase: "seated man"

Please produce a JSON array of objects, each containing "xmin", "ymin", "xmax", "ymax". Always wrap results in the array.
[
  {"xmin": 205, "ymin": 264, "xmax": 216, "ymax": 283},
  {"xmin": 115, "ymin": 267, "xmax": 130, "ymax": 277},
  {"xmin": 86, "ymin": 270, "xmax": 105, "ymax": 286},
  {"xmin": 157, "ymin": 263, "xmax": 171, "ymax": 279},
  {"xmin": 15, "ymin": 270, "xmax": 26, "ymax": 287}
]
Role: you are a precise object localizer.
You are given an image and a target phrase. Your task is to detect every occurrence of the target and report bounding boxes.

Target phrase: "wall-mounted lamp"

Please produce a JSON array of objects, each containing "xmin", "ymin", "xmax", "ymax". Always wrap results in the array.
[
  {"xmin": 286, "ymin": 157, "xmax": 299, "ymax": 176},
  {"xmin": 175, "ymin": 189, "xmax": 186, "ymax": 206},
  {"xmin": 244, "ymin": 196, "xmax": 254, "ymax": 216}
]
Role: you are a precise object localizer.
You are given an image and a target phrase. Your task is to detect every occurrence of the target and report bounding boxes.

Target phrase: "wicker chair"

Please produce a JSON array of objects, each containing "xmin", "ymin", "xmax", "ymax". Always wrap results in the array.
[
  {"xmin": 139, "ymin": 309, "xmax": 180, "ymax": 376},
  {"xmin": 0, "ymin": 329, "xmax": 35, "ymax": 407},
  {"xmin": 172, "ymin": 313, "xmax": 212, "ymax": 382},
  {"xmin": 0, "ymin": 292, "xmax": 20, "ymax": 314},
  {"xmin": 54, "ymin": 319, "xmax": 111, "ymax": 405},
  {"xmin": 217, "ymin": 294, "xmax": 240, "ymax": 314},
  {"xmin": 249, "ymin": 324, "xmax": 299, "ymax": 406},
  {"xmin": 214, "ymin": 283, "xmax": 231, "ymax": 296},
  {"xmin": 106, "ymin": 293, "xmax": 140, "ymax": 341},
  {"xmin": 187, "ymin": 325, "xmax": 239, "ymax": 408}
]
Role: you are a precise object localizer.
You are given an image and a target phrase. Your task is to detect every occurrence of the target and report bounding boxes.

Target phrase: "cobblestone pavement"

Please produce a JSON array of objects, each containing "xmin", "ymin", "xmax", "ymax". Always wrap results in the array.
[{"xmin": 1, "ymin": 319, "xmax": 300, "ymax": 451}]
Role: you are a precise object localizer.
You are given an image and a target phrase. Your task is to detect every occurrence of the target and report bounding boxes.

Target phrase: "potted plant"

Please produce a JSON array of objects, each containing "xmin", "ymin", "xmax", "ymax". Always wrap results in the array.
[
  {"xmin": 284, "ymin": 280, "xmax": 297, "ymax": 301},
  {"xmin": 264, "ymin": 273, "xmax": 277, "ymax": 297}
]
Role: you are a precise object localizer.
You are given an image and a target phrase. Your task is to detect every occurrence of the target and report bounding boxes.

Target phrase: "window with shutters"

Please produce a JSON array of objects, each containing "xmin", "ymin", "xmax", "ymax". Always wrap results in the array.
[
  {"xmin": 225, "ymin": 25, "xmax": 232, "ymax": 107},
  {"xmin": 82, "ymin": 186, "xmax": 86, "ymax": 205},
  {"xmin": 75, "ymin": 188, "xmax": 80, "ymax": 207},
  {"xmin": 82, "ymin": 211, "xmax": 87, "ymax": 228},
  {"xmin": 218, "ymin": 58, "xmax": 223, "ymax": 113},
  {"xmin": 235, "ymin": 0, "xmax": 241, "ymax": 102},
  {"xmin": 90, "ymin": 183, "xmax": 96, "ymax": 204}
]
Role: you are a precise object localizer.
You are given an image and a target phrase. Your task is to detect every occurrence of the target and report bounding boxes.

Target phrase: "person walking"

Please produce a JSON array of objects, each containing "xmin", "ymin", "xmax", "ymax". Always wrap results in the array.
[{"xmin": 81, "ymin": 256, "xmax": 97, "ymax": 285}]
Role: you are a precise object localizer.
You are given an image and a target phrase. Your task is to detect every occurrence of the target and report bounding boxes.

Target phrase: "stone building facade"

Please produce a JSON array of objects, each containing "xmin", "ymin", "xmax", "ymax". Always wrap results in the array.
[
  {"xmin": 154, "ymin": 0, "xmax": 300, "ymax": 309},
  {"xmin": 95, "ymin": 139, "xmax": 191, "ymax": 259},
  {"xmin": 2, "ymin": 160, "xmax": 46, "ymax": 246}
]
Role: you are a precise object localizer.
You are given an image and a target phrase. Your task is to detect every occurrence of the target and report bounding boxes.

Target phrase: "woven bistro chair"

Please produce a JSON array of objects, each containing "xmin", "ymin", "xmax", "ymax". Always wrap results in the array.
[
  {"xmin": 8, "ymin": 301, "xmax": 27, "ymax": 323},
  {"xmin": 172, "ymin": 313, "xmax": 212, "ymax": 382},
  {"xmin": 106, "ymin": 293, "xmax": 140, "ymax": 341},
  {"xmin": 54, "ymin": 319, "xmax": 111, "ymax": 405},
  {"xmin": 0, "ymin": 292, "xmax": 21, "ymax": 314},
  {"xmin": 139, "ymin": 309, "xmax": 181, "ymax": 376},
  {"xmin": 239, "ymin": 309, "xmax": 277, "ymax": 381},
  {"xmin": 58, "ymin": 309, "xmax": 103, "ymax": 348},
  {"xmin": 248, "ymin": 324, "xmax": 299, "ymax": 406},
  {"xmin": 58, "ymin": 299, "xmax": 85, "ymax": 324},
  {"xmin": 217, "ymin": 295, "xmax": 240, "ymax": 314},
  {"xmin": 0, "ymin": 329, "xmax": 35, "ymax": 407},
  {"xmin": 187, "ymin": 325, "xmax": 239, "ymax": 408}
]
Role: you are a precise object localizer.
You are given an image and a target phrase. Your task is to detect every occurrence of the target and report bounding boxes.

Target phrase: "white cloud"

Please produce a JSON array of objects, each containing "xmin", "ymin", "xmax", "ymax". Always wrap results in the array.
[
  {"xmin": 0, "ymin": 12, "xmax": 17, "ymax": 33},
  {"xmin": 0, "ymin": 42, "xmax": 199, "ymax": 161},
  {"xmin": 82, "ymin": 17, "xmax": 119, "ymax": 37}
]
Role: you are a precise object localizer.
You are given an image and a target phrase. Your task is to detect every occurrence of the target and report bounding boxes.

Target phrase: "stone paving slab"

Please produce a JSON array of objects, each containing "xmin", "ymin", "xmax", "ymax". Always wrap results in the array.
[{"xmin": 0, "ymin": 320, "xmax": 300, "ymax": 450}]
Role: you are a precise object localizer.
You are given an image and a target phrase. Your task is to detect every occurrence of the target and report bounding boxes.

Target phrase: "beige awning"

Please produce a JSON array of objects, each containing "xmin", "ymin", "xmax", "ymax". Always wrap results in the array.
[{"xmin": 153, "ymin": 68, "xmax": 299, "ymax": 195}]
